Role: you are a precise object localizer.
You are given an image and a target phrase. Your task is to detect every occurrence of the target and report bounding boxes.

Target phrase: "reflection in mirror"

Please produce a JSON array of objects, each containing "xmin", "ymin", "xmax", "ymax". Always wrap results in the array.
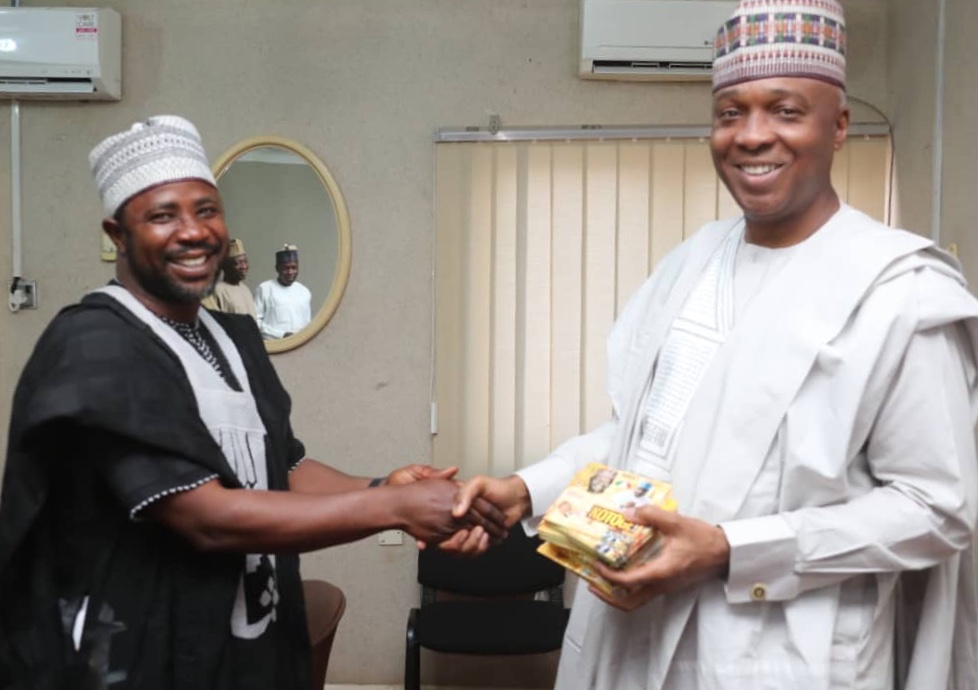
[{"xmin": 212, "ymin": 137, "xmax": 351, "ymax": 354}]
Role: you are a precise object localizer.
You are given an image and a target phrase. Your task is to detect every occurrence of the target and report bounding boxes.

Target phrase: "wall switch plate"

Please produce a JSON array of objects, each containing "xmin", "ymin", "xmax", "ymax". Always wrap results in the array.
[
  {"xmin": 8, "ymin": 279, "xmax": 37, "ymax": 311},
  {"xmin": 378, "ymin": 530, "xmax": 404, "ymax": 546}
]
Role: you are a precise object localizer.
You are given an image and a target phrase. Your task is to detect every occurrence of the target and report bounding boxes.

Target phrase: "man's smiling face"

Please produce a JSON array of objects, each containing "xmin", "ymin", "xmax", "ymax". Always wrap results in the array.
[{"xmin": 711, "ymin": 77, "xmax": 849, "ymax": 245}]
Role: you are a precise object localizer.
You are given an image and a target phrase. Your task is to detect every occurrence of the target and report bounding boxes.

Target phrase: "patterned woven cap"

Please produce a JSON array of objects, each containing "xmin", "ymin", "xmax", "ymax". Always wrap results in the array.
[
  {"xmin": 89, "ymin": 115, "xmax": 216, "ymax": 217},
  {"xmin": 712, "ymin": 0, "xmax": 846, "ymax": 93},
  {"xmin": 228, "ymin": 238, "xmax": 246, "ymax": 257}
]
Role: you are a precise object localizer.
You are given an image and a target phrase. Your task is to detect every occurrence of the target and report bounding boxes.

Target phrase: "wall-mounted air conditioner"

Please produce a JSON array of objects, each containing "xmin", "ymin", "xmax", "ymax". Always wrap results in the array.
[
  {"xmin": 0, "ymin": 7, "xmax": 121, "ymax": 100},
  {"xmin": 580, "ymin": 0, "xmax": 738, "ymax": 81}
]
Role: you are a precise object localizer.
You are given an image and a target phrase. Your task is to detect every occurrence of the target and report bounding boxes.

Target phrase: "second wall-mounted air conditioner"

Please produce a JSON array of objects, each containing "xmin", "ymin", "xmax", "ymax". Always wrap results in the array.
[{"xmin": 580, "ymin": 0, "xmax": 738, "ymax": 81}]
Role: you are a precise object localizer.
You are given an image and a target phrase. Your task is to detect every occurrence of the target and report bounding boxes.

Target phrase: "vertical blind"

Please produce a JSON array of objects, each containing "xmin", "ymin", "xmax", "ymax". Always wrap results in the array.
[{"xmin": 434, "ymin": 136, "xmax": 890, "ymax": 477}]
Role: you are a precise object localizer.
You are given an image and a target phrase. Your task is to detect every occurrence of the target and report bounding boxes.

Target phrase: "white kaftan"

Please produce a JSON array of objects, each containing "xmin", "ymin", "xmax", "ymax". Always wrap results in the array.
[
  {"xmin": 254, "ymin": 279, "xmax": 312, "ymax": 339},
  {"xmin": 517, "ymin": 205, "xmax": 978, "ymax": 690}
]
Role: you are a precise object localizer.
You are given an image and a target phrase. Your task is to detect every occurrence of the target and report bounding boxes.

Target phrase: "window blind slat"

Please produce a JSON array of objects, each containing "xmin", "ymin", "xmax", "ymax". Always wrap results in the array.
[
  {"xmin": 684, "ymin": 141, "xmax": 719, "ymax": 237},
  {"xmin": 582, "ymin": 144, "xmax": 618, "ymax": 431},
  {"xmin": 490, "ymin": 145, "xmax": 519, "ymax": 477},
  {"xmin": 550, "ymin": 144, "xmax": 585, "ymax": 445},
  {"xmin": 650, "ymin": 142, "xmax": 687, "ymax": 270},
  {"xmin": 460, "ymin": 147, "xmax": 493, "ymax": 472},
  {"xmin": 617, "ymin": 143, "xmax": 652, "ymax": 314},
  {"xmin": 517, "ymin": 145, "xmax": 554, "ymax": 467}
]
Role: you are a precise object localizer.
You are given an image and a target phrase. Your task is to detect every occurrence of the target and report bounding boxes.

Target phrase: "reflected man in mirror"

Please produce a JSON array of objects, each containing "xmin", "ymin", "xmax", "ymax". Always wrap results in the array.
[
  {"xmin": 255, "ymin": 244, "xmax": 312, "ymax": 339},
  {"xmin": 202, "ymin": 237, "xmax": 257, "ymax": 320},
  {"xmin": 0, "ymin": 114, "xmax": 505, "ymax": 690}
]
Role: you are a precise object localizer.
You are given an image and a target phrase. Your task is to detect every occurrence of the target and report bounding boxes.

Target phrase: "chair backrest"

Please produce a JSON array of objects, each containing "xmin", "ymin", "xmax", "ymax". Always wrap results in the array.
[{"xmin": 418, "ymin": 528, "xmax": 565, "ymax": 597}]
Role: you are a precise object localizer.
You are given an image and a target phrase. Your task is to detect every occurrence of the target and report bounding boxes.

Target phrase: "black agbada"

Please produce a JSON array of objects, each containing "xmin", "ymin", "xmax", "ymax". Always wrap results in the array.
[{"xmin": 0, "ymin": 293, "xmax": 310, "ymax": 690}]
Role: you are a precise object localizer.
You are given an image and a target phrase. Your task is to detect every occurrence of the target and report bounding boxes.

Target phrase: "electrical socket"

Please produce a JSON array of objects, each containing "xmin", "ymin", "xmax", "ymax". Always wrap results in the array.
[
  {"xmin": 20, "ymin": 280, "xmax": 37, "ymax": 309},
  {"xmin": 7, "ymin": 279, "xmax": 37, "ymax": 311}
]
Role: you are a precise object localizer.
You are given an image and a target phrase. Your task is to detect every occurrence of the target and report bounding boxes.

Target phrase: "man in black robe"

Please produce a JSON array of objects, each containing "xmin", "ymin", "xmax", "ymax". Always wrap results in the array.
[{"xmin": 0, "ymin": 115, "xmax": 501, "ymax": 690}]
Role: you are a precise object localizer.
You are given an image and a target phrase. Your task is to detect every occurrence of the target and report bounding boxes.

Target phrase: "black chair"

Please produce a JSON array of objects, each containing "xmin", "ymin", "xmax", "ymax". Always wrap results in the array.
[{"xmin": 404, "ymin": 528, "xmax": 570, "ymax": 690}]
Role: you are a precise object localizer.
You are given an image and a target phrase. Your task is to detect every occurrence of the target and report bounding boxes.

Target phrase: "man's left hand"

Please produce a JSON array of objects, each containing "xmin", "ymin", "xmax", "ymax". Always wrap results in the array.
[{"xmin": 590, "ymin": 506, "xmax": 730, "ymax": 612}]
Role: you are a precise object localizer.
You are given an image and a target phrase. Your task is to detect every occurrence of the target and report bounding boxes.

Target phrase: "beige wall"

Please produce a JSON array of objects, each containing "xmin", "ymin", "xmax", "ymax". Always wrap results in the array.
[
  {"xmin": 886, "ymin": 0, "xmax": 939, "ymax": 236},
  {"xmin": 0, "ymin": 0, "xmax": 888, "ymax": 685},
  {"xmin": 887, "ymin": 0, "xmax": 978, "ymax": 290},
  {"xmin": 941, "ymin": 0, "xmax": 978, "ymax": 281}
]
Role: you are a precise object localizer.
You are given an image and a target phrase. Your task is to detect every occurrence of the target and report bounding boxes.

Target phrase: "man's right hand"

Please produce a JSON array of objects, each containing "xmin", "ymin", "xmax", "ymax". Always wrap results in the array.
[
  {"xmin": 428, "ymin": 474, "xmax": 533, "ymax": 556},
  {"xmin": 393, "ymin": 478, "xmax": 508, "ymax": 546},
  {"xmin": 453, "ymin": 474, "xmax": 532, "ymax": 528}
]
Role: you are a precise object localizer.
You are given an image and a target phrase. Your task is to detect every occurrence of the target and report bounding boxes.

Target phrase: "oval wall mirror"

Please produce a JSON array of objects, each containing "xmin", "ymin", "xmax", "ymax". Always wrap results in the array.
[{"xmin": 212, "ymin": 136, "xmax": 352, "ymax": 354}]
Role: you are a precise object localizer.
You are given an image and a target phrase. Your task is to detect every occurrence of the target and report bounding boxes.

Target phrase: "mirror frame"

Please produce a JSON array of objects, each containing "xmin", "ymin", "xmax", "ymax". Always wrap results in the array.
[{"xmin": 212, "ymin": 136, "xmax": 352, "ymax": 354}]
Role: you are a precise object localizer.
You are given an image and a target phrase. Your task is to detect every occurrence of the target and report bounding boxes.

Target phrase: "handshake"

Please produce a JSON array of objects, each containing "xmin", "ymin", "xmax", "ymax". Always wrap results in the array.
[
  {"xmin": 383, "ymin": 465, "xmax": 531, "ymax": 557},
  {"xmin": 384, "ymin": 463, "xmax": 732, "ymax": 612}
]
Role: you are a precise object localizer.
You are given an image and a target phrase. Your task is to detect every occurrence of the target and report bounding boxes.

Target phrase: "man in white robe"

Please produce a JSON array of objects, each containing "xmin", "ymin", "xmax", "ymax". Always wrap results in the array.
[
  {"xmin": 254, "ymin": 244, "xmax": 312, "ymax": 339},
  {"xmin": 453, "ymin": 2, "xmax": 978, "ymax": 688}
]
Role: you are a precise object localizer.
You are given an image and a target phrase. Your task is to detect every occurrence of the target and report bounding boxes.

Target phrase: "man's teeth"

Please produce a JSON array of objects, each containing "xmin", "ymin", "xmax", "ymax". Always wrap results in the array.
[
  {"xmin": 740, "ymin": 164, "xmax": 780, "ymax": 175},
  {"xmin": 174, "ymin": 256, "xmax": 207, "ymax": 267}
]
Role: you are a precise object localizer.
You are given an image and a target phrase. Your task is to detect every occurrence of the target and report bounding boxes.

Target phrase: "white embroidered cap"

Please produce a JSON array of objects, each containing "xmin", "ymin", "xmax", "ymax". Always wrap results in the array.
[{"xmin": 88, "ymin": 115, "xmax": 216, "ymax": 217}]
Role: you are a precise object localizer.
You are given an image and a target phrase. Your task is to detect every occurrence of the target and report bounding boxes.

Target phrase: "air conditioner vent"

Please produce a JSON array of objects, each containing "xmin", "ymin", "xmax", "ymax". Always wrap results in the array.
[{"xmin": 593, "ymin": 60, "xmax": 715, "ymax": 72}]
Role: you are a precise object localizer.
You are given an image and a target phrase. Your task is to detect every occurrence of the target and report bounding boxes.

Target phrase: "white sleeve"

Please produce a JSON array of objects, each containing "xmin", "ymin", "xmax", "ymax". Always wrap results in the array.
[
  {"xmin": 516, "ymin": 419, "xmax": 618, "ymax": 533},
  {"xmin": 721, "ymin": 321, "xmax": 978, "ymax": 603}
]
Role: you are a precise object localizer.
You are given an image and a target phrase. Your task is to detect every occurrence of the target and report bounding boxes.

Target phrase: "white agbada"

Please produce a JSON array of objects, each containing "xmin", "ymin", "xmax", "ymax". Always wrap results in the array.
[
  {"xmin": 517, "ymin": 205, "xmax": 978, "ymax": 690},
  {"xmin": 254, "ymin": 279, "xmax": 312, "ymax": 339}
]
